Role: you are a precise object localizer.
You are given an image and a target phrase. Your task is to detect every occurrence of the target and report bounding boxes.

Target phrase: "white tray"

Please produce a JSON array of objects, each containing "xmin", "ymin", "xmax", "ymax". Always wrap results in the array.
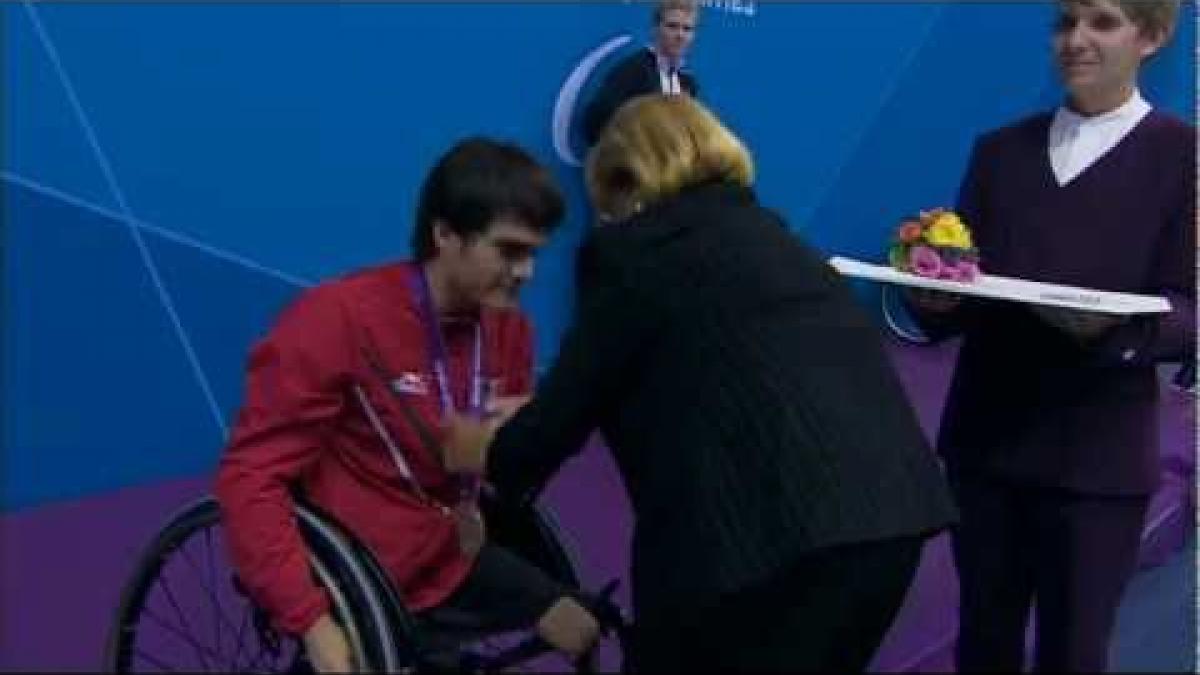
[{"xmin": 829, "ymin": 256, "xmax": 1171, "ymax": 315}]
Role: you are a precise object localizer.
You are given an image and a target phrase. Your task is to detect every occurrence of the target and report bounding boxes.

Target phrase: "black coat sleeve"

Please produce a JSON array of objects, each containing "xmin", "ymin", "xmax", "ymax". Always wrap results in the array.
[{"xmin": 485, "ymin": 236, "xmax": 651, "ymax": 505}]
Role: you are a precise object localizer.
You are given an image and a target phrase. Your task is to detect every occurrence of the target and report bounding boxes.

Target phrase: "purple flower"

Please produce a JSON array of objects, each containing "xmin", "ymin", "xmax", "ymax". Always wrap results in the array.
[
  {"xmin": 939, "ymin": 264, "xmax": 966, "ymax": 282},
  {"xmin": 908, "ymin": 245, "xmax": 943, "ymax": 278},
  {"xmin": 955, "ymin": 260, "xmax": 980, "ymax": 282}
]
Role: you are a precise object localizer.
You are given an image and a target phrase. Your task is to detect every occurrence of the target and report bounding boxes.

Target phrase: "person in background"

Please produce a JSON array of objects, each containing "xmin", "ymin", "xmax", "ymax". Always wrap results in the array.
[
  {"xmin": 904, "ymin": 0, "xmax": 1195, "ymax": 670},
  {"xmin": 582, "ymin": 0, "xmax": 701, "ymax": 147}
]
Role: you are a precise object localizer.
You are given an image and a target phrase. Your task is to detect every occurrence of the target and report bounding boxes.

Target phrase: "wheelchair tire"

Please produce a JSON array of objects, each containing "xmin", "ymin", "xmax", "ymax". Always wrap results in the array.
[{"xmin": 103, "ymin": 496, "xmax": 410, "ymax": 673}]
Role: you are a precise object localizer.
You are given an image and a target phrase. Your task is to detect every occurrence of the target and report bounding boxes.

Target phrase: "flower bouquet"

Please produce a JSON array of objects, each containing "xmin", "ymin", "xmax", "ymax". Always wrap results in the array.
[{"xmin": 887, "ymin": 208, "xmax": 980, "ymax": 282}]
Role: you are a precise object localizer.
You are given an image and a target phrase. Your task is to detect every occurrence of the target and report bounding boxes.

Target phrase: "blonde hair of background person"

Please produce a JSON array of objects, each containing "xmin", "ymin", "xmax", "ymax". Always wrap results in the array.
[
  {"xmin": 585, "ymin": 94, "xmax": 753, "ymax": 222},
  {"xmin": 653, "ymin": 0, "xmax": 699, "ymax": 25},
  {"xmin": 1107, "ymin": 0, "xmax": 1179, "ymax": 42}
]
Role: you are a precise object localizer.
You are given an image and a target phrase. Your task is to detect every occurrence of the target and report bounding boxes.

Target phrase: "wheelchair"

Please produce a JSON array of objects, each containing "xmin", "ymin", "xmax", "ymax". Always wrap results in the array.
[{"xmin": 104, "ymin": 490, "xmax": 629, "ymax": 673}]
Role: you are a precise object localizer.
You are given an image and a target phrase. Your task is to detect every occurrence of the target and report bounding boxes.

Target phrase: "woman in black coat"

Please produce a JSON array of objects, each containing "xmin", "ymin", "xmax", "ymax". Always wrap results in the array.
[{"xmin": 483, "ymin": 95, "xmax": 957, "ymax": 672}]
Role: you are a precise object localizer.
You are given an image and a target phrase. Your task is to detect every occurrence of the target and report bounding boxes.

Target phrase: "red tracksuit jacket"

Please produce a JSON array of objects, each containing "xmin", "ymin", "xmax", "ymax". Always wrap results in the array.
[{"xmin": 214, "ymin": 262, "xmax": 534, "ymax": 634}]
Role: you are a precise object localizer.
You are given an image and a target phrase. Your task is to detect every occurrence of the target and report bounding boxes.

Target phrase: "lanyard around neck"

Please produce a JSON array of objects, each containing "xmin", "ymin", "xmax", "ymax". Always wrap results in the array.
[
  {"xmin": 411, "ymin": 265, "xmax": 485, "ymax": 417},
  {"xmin": 411, "ymin": 266, "xmax": 487, "ymax": 503}
]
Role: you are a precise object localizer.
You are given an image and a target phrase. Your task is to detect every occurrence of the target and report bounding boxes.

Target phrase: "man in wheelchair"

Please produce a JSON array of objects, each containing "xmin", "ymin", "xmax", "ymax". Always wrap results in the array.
[{"xmin": 214, "ymin": 138, "xmax": 601, "ymax": 672}]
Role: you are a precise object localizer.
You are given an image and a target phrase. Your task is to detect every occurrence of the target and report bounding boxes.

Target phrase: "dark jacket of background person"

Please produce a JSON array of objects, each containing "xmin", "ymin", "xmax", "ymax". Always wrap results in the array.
[{"xmin": 582, "ymin": 48, "xmax": 699, "ymax": 147}]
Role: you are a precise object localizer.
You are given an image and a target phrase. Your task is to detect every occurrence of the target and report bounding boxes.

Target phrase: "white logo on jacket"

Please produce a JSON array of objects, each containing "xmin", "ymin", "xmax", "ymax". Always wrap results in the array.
[{"xmin": 390, "ymin": 372, "xmax": 427, "ymax": 396}]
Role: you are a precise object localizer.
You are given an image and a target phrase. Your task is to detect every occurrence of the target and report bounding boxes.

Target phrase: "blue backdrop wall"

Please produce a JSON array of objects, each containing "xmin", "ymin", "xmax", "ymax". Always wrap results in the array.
[{"xmin": 4, "ymin": 1, "xmax": 1195, "ymax": 511}]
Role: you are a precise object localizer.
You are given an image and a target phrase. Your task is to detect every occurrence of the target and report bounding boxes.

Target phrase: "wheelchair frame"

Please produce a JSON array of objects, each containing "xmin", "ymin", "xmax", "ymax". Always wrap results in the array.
[{"xmin": 104, "ymin": 493, "xmax": 626, "ymax": 673}]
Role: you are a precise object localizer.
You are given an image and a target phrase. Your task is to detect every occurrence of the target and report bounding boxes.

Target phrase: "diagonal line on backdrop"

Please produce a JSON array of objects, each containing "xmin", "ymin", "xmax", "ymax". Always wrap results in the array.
[
  {"xmin": 803, "ymin": 3, "xmax": 948, "ymax": 227},
  {"xmin": 21, "ymin": 1, "xmax": 230, "ymax": 437},
  {"xmin": 3, "ymin": 172, "xmax": 314, "ymax": 289}
]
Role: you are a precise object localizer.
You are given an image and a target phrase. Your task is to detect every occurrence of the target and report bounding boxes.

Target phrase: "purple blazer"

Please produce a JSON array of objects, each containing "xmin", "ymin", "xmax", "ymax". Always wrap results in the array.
[{"xmin": 913, "ymin": 110, "xmax": 1196, "ymax": 495}]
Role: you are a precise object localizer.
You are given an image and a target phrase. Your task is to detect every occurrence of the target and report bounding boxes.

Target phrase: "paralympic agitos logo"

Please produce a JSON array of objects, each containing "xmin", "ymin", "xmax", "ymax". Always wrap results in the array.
[
  {"xmin": 551, "ymin": 1, "xmax": 755, "ymax": 166},
  {"xmin": 550, "ymin": 33, "xmax": 633, "ymax": 167}
]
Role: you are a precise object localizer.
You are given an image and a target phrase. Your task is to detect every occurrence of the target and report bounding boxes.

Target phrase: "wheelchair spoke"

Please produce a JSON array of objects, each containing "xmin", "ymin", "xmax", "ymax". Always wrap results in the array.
[
  {"xmin": 228, "ymin": 600, "xmax": 254, "ymax": 670},
  {"xmin": 204, "ymin": 528, "xmax": 222, "ymax": 658},
  {"xmin": 240, "ymin": 627, "xmax": 294, "ymax": 672},
  {"xmin": 229, "ymin": 619, "xmax": 280, "ymax": 673},
  {"xmin": 140, "ymin": 606, "xmax": 228, "ymax": 669},
  {"xmin": 153, "ymin": 573, "xmax": 215, "ymax": 671},
  {"xmin": 242, "ymin": 617, "xmax": 296, "ymax": 673},
  {"xmin": 173, "ymin": 522, "xmax": 298, "ymax": 672},
  {"xmin": 240, "ymin": 644, "xmax": 277, "ymax": 673},
  {"xmin": 215, "ymin": 596, "xmax": 271, "ymax": 673},
  {"xmin": 134, "ymin": 648, "xmax": 182, "ymax": 672},
  {"xmin": 176, "ymin": 534, "xmax": 254, "ymax": 661},
  {"xmin": 143, "ymin": 602, "xmax": 289, "ymax": 674}
]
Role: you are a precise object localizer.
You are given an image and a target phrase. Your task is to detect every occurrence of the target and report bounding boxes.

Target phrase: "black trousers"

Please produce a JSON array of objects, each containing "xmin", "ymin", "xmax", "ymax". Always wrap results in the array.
[
  {"xmin": 416, "ymin": 543, "xmax": 572, "ymax": 634},
  {"xmin": 950, "ymin": 474, "xmax": 1149, "ymax": 673},
  {"xmin": 629, "ymin": 535, "xmax": 925, "ymax": 673}
]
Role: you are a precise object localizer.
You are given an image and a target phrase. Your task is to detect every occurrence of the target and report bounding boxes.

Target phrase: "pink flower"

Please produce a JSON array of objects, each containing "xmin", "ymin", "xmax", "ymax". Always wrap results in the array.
[
  {"xmin": 939, "ymin": 264, "xmax": 966, "ymax": 282},
  {"xmin": 908, "ymin": 245, "xmax": 943, "ymax": 278},
  {"xmin": 955, "ymin": 260, "xmax": 980, "ymax": 282}
]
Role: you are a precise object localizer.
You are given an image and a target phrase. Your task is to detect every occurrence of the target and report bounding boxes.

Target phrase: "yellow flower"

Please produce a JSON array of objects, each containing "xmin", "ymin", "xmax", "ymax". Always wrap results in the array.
[{"xmin": 925, "ymin": 213, "xmax": 973, "ymax": 249}]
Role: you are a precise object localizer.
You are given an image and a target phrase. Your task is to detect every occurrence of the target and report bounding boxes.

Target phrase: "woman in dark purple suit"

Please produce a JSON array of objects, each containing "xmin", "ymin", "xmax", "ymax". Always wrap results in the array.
[{"xmin": 905, "ymin": 0, "xmax": 1195, "ymax": 671}]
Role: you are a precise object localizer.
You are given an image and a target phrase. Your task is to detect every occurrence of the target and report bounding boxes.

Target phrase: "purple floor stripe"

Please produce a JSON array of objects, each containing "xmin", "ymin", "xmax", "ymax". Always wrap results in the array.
[{"xmin": 1, "ymin": 476, "xmax": 211, "ymax": 670}]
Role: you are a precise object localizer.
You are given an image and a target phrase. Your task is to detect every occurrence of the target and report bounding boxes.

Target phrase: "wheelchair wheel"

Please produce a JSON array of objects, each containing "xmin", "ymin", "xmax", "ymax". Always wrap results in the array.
[{"xmin": 104, "ymin": 496, "xmax": 410, "ymax": 673}]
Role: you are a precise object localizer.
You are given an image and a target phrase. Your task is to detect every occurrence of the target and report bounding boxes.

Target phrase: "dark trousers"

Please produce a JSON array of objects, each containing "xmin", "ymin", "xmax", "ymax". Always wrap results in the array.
[
  {"xmin": 950, "ymin": 474, "xmax": 1149, "ymax": 672},
  {"xmin": 629, "ymin": 535, "xmax": 925, "ymax": 673}
]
